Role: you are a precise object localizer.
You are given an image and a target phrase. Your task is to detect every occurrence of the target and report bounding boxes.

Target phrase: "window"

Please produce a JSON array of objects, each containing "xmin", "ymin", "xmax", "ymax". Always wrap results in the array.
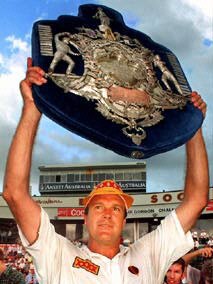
[
  {"xmin": 85, "ymin": 174, "xmax": 92, "ymax": 181},
  {"xmin": 132, "ymin": 172, "xmax": 142, "ymax": 180},
  {"xmin": 81, "ymin": 174, "xmax": 86, "ymax": 181},
  {"xmin": 74, "ymin": 174, "xmax": 80, "ymax": 182},
  {"xmin": 67, "ymin": 174, "xmax": 74, "ymax": 182},
  {"xmin": 39, "ymin": 175, "xmax": 44, "ymax": 184},
  {"xmin": 99, "ymin": 173, "xmax": 105, "ymax": 181},
  {"xmin": 49, "ymin": 175, "xmax": 55, "ymax": 183},
  {"xmin": 105, "ymin": 172, "xmax": 114, "ymax": 180},
  {"xmin": 44, "ymin": 175, "xmax": 50, "ymax": 183},
  {"xmin": 141, "ymin": 172, "xmax": 146, "ymax": 180},
  {"xmin": 124, "ymin": 172, "xmax": 132, "ymax": 180},
  {"xmin": 43, "ymin": 175, "xmax": 56, "ymax": 183},
  {"xmin": 81, "ymin": 174, "xmax": 91, "ymax": 181},
  {"xmin": 61, "ymin": 175, "xmax": 67, "ymax": 183},
  {"xmin": 93, "ymin": 173, "xmax": 99, "ymax": 181},
  {"xmin": 115, "ymin": 172, "xmax": 123, "ymax": 181},
  {"xmin": 56, "ymin": 175, "xmax": 61, "ymax": 182}
]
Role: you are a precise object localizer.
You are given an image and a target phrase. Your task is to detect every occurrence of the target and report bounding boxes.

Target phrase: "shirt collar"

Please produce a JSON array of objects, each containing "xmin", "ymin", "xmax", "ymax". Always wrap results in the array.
[{"xmin": 80, "ymin": 244, "xmax": 129, "ymax": 261}]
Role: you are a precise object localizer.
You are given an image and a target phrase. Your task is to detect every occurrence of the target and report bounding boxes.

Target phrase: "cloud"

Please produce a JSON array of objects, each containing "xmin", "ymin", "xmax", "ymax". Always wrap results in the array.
[
  {"xmin": 0, "ymin": 37, "xmax": 30, "ymax": 123},
  {"xmin": 6, "ymin": 36, "xmax": 29, "ymax": 52},
  {"xmin": 0, "ymin": 36, "xmax": 31, "ymax": 190},
  {"xmin": 180, "ymin": 0, "xmax": 213, "ymax": 39}
]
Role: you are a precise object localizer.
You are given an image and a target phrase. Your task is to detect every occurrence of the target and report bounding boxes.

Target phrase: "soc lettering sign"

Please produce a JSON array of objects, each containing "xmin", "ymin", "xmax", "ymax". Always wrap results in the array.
[
  {"xmin": 150, "ymin": 192, "xmax": 184, "ymax": 204},
  {"xmin": 58, "ymin": 207, "xmax": 84, "ymax": 217}
]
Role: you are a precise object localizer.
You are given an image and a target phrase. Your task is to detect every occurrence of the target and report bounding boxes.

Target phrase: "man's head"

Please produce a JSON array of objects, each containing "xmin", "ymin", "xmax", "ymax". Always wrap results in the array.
[
  {"xmin": 82, "ymin": 180, "xmax": 134, "ymax": 248},
  {"xmin": 62, "ymin": 37, "xmax": 70, "ymax": 44},
  {"xmin": 165, "ymin": 258, "xmax": 185, "ymax": 284},
  {"xmin": 201, "ymin": 259, "xmax": 213, "ymax": 284},
  {"xmin": 29, "ymin": 264, "xmax": 35, "ymax": 274},
  {"xmin": 83, "ymin": 179, "xmax": 134, "ymax": 213}
]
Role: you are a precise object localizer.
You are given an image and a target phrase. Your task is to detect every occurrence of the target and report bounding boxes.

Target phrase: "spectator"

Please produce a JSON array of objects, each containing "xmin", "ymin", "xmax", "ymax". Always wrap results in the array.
[
  {"xmin": 0, "ymin": 248, "xmax": 25, "ymax": 284},
  {"xmin": 25, "ymin": 264, "xmax": 38, "ymax": 284},
  {"xmin": 207, "ymin": 238, "xmax": 213, "ymax": 248},
  {"xmin": 182, "ymin": 247, "xmax": 213, "ymax": 284},
  {"xmin": 164, "ymin": 258, "xmax": 186, "ymax": 284},
  {"xmin": 200, "ymin": 258, "xmax": 213, "ymax": 284}
]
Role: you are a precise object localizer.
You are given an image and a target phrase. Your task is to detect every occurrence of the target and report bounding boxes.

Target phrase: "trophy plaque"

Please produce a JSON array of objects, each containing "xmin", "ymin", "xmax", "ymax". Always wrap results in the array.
[{"xmin": 31, "ymin": 4, "xmax": 203, "ymax": 158}]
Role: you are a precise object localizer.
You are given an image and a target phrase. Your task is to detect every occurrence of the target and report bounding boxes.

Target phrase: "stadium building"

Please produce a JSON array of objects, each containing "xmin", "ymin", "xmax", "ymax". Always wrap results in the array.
[{"xmin": 0, "ymin": 162, "xmax": 212, "ymax": 246}]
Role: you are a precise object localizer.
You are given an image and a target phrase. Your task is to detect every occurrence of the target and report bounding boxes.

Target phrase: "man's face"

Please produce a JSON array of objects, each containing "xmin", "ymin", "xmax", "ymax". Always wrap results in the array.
[
  {"xmin": 166, "ymin": 263, "xmax": 184, "ymax": 284},
  {"xmin": 84, "ymin": 195, "xmax": 126, "ymax": 246},
  {"xmin": 30, "ymin": 268, "xmax": 35, "ymax": 275}
]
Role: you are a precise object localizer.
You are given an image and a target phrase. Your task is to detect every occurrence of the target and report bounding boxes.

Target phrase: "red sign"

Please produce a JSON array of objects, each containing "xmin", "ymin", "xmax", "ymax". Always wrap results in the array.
[
  {"xmin": 58, "ymin": 207, "xmax": 84, "ymax": 217},
  {"xmin": 206, "ymin": 200, "xmax": 213, "ymax": 211}
]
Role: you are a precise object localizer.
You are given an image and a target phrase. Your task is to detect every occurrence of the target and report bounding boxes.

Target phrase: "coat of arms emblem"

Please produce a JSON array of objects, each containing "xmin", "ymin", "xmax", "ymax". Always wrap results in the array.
[{"xmin": 31, "ymin": 4, "xmax": 203, "ymax": 158}]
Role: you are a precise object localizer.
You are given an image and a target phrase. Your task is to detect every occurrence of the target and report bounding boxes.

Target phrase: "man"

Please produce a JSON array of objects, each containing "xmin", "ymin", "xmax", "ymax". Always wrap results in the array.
[
  {"xmin": 200, "ymin": 258, "xmax": 213, "ymax": 284},
  {"xmin": 0, "ymin": 248, "xmax": 25, "ymax": 284},
  {"xmin": 25, "ymin": 264, "xmax": 38, "ymax": 284},
  {"xmin": 164, "ymin": 258, "xmax": 186, "ymax": 284},
  {"xmin": 165, "ymin": 248, "xmax": 213, "ymax": 284},
  {"xmin": 3, "ymin": 58, "xmax": 209, "ymax": 284},
  {"xmin": 182, "ymin": 247, "xmax": 213, "ymax": 284}
]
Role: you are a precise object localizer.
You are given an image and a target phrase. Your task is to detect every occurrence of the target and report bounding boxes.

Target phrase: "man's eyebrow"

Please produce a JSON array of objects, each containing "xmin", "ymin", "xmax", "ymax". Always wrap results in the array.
[
  {"xmin": 91, "ymin": 202, "xmax": 123, "ymax": 208},
  {"xmin": 91, "ymin": 202, "xmax": 104, "ymax": 206},
  {"xmin": 113, "ymin": 204, "xmax": 123, "ymax": 207}
]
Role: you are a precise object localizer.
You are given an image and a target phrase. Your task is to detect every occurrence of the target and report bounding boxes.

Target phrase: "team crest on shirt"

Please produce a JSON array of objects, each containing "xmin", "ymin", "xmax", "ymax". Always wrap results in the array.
[
  {"xmin": 73, "ymin": 256, "xmax": 100, "ymax": 275},
  {"xmin": 128, "ymin": 265, "xmax": 139, "ymax": 275}
]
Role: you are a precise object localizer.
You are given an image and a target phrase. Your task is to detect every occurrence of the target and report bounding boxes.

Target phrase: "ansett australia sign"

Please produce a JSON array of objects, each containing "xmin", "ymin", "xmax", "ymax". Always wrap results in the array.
[{"xmin": 40, "ymin": 180, "xmax": 146, "ymax": 193}]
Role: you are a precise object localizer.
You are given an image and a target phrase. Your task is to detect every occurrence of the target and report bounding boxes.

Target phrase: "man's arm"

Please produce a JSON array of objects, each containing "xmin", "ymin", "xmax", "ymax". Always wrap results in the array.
[
  {"xmin": 183, "ymin": 247, "xmax": 213, "ymax": 265},
  {"xmin": 3, "ymin": 58, "xmax": 47, "ymax": 245},
  {"xmin": 176, "ymin": 92, "xmax": 209, "ymax": 233}
]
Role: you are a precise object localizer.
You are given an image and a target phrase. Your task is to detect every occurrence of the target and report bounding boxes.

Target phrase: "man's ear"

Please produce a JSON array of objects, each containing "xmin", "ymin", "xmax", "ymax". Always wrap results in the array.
[{"xmin": 181, "ymin": 272, "xmax": 186, "ymax": 281}]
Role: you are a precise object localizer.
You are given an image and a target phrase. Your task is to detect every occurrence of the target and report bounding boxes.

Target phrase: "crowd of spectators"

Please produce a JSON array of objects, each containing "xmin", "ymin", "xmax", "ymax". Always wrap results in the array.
[
  {"xmin": 0, "ymin": 244, "xmax": 38, "ymax": 283},
  {"xmin": 0, "ymin": 230, "xmax": 212, "ymax": 283},
  {"xmin": 164, "ymin": 245, "xmax": 213, "ymax": 284}
]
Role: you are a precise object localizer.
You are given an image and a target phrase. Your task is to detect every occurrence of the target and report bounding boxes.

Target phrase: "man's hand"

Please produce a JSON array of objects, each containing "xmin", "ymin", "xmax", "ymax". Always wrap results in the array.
[
  {"xmin": 199, "ymin": 247, "xmax": 213, "ymax": 258},
  {"xmin": 183, "ymin": 247, "xmax": 213, "ymax": 264},
  {"xmin": 20, "ymin": 57, "xmax": 47, "ymax": 106},
  {"xmin": 191, "ymin": 91, "xmax": 207, "ymax": 117}
]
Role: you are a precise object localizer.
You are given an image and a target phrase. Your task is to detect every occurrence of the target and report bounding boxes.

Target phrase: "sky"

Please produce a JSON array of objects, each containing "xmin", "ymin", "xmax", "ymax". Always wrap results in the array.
[{"xmin": 0, "ymin": 0, "xmax": 212, "ymax": 196}]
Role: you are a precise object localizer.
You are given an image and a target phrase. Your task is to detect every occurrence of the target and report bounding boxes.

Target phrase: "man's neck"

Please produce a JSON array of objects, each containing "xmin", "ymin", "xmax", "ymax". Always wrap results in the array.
[{"xmin": 87, "ymin": 241, "xmax": 120, "ymax": 259}]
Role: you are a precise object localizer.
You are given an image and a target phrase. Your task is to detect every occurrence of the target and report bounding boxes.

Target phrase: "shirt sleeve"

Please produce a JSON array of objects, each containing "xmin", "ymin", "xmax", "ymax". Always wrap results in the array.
[
  {"xmin": 131, "ymin": 210, "xmax": 194, "ymax": 282},
  {"xmin": 17, "ymin": 207, "xmax": 65, "ymax": 283}
]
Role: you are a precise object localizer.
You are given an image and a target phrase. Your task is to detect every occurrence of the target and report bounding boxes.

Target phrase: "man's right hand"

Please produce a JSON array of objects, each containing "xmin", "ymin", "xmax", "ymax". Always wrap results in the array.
[{"xmin": 20, "ymin": 57, "xmax": 47, "ymax": 107}]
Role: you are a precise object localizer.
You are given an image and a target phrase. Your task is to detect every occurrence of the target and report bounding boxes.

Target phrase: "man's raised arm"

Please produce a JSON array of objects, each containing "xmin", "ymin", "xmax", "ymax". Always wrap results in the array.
[
  {"xmin": 176, "ymin": 92, "xmax": 209, "ymax": 233},
  {"xmin": 3, "ymin": 58, "xmax": 47, "ymax": 245},
  {"xmin": 183, "ymin": 247, "xmax": 213, "ymax": 265}
]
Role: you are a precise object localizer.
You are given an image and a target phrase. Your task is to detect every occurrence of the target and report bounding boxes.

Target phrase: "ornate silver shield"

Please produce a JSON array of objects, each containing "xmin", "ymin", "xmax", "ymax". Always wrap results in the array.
[{"xmin": 37, "ymin": 7, "xmax": 191, "ymax": 147}]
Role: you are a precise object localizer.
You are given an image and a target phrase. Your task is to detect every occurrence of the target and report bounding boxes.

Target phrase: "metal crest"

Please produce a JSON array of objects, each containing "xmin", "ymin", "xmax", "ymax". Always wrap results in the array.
[{"xmin": 39, "ymin": 7, "xmax": 190, "ymax": 145}]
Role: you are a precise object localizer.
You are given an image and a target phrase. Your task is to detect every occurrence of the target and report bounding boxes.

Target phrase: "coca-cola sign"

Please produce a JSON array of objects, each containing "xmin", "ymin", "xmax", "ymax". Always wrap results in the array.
[{"xmin": 58, "ymin": 207, "xmax": 84, "ymax": 217}]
